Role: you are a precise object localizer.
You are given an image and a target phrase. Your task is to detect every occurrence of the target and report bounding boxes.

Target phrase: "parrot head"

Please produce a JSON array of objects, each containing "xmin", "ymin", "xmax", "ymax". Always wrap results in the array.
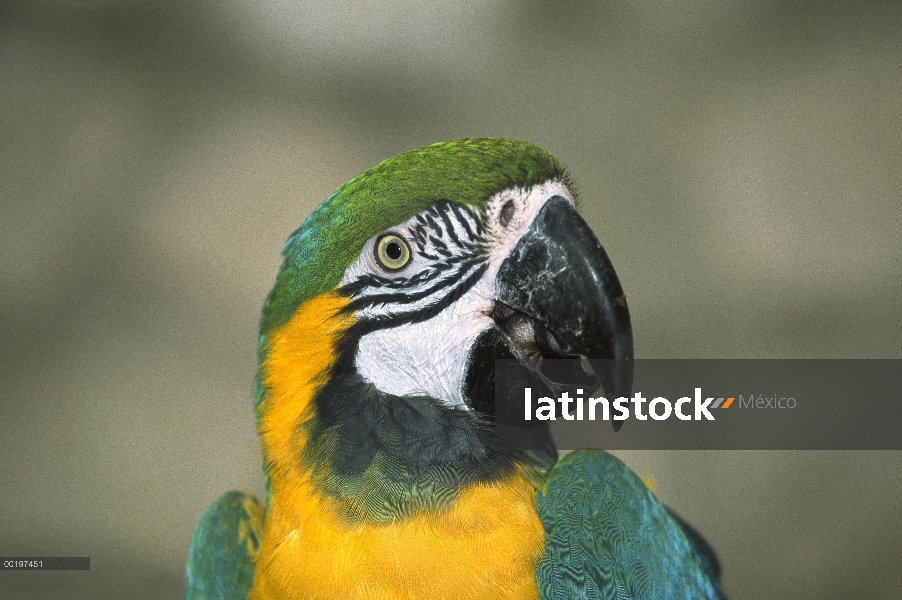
[{"xmin": 256, "ymin": 138, "xmax": 632, "ymax": 522}]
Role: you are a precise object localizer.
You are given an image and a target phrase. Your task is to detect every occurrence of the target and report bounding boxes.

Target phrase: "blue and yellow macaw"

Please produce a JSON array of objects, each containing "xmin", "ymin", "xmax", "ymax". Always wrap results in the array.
[{"xmin": 185, "ymin": 139, "xmax": 725, "ymax": 599}]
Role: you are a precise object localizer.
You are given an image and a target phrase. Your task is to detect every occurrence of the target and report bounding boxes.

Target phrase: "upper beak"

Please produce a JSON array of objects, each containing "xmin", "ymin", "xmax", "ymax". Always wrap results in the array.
[{"xmin": 494, "ymin": 196, "xmax": 634, "ymax": 431}]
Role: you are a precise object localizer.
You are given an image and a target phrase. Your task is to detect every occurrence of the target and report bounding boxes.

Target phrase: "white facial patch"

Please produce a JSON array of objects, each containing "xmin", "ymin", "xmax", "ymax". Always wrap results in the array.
[{"xmin": 339, "ymin": 180, "xmax": 574, "ymax": 408}]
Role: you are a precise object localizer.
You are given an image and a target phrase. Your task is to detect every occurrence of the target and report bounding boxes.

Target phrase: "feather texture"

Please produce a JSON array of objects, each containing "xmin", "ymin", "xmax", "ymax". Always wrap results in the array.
[
  {"xmin": 185, "ymin": 491, "xmax": 264, "ymax": 599},
  {"xmin": 186, "ymin": 139, "xmax": 725, "ymax": 599},
  {"xmin": 536, "ymin": 450, "xmax": 725, "ymax": 600}
]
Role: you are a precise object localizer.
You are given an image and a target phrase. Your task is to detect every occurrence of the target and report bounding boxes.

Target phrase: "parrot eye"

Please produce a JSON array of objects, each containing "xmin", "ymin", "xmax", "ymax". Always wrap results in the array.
[
  {"xmin": 375, "ymin": 233, "xmax": 412, "ymax": 271},
  {"xmin": 499, "ymin": 201, "xmax": 515, "ymax": 228}
]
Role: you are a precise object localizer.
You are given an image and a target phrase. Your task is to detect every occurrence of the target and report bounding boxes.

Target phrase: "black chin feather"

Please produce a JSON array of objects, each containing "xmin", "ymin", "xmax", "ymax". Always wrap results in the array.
[{"xmin": 296, "ymin": 326, "xmax": 556, "ymax": 523}]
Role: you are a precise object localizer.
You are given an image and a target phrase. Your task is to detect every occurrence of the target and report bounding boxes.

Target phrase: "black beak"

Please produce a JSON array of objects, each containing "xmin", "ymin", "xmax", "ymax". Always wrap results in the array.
[{"xmin": 494, "ymin": 196, "xmax": 634, "ymax": 431}]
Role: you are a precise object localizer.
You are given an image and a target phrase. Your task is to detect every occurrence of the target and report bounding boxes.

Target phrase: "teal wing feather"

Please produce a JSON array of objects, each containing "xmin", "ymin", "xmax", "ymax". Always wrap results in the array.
[
  {"xmin": 536, "ymin": 450, "xmax": 725, "ymax": 600},
  {"xmin": 185, "ymin": 491, "xmax": 265, "ymax": 600}
]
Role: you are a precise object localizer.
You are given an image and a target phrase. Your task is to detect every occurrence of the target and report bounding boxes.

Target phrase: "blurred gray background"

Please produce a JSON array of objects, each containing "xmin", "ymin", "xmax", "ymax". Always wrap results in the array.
[{"xmin": 1, "ymin": 1, "xmax": 901, "ymax": 598}]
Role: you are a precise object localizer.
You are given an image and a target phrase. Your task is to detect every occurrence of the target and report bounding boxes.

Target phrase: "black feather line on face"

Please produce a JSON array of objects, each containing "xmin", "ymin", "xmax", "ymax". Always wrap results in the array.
[
  {"xmin": 422, "ymin": 213, "xmax": 441, "ymax": 234},
  {"xmin": 341, "ymin": 258, "xmax": 483, "ymax": 313},
  {"xmin": 436, "ymin": 205, "xmax": 462, "ymax": 247},
  {"xmin": 449, "ymin": 203, "xmax": 476, "ymax": 240},
  {"xmin": 339, "ymin": 263, "xmax": 487, "ymax": 334},
  {"xmin": 339, "ymin": 200, "xmax": 488, "ymax": 299},
  {"xmin": 340, "ymin": 252, "xmax": 480, "ymax": 296}
]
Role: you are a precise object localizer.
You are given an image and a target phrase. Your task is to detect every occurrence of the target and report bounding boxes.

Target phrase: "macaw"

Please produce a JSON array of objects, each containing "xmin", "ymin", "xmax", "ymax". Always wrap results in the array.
[{"xmin": 185, "ymin": 139, "xmax": 725, "ymax": 599}]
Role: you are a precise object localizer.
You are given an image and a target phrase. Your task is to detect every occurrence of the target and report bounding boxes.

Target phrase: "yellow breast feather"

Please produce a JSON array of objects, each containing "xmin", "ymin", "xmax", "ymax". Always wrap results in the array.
[{"xmin": 252, "ymin": 291, "xmax": 545, "ymax": 600}]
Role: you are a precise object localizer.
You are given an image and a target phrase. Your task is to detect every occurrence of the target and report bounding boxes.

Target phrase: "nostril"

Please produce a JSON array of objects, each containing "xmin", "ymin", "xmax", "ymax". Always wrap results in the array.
[{"xmin": 499, "ymin": 201, "xmax": 515, "ymax": 228}]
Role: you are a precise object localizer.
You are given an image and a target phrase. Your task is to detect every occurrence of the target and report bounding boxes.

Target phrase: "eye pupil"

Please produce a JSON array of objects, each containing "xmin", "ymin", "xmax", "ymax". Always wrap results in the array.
[{"xmin": 375, "ymin": 234, "xmax": 412, "ymax": 271}]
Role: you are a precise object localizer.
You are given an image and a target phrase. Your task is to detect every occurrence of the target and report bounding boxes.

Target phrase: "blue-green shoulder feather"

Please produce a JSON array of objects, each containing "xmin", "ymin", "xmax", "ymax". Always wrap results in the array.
[
  {"xmin": 185, "ymin": 491, "xmax": 264, "ymax": 600},
  {"xmin": 536, "ymin": 450, "xmax": 725, "ymax": 600}
]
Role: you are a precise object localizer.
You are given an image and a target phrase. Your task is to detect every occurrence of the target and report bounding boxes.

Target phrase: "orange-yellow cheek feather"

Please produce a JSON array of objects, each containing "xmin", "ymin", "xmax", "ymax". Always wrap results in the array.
[
  {"xmin": 257, "ymin": 290, "xmax": 351, "ymax": 483},
  {"xmin": 251, "ymin": 291, "xmax": 545, "ymax": 600}
]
